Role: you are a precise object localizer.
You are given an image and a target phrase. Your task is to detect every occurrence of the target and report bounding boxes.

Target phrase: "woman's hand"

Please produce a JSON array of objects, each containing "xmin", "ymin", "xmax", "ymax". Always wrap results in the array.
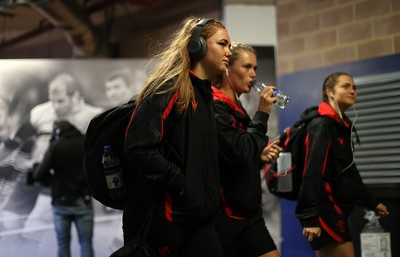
[
  {"xmin": 261, "ymin": 140, "xmax": 282, "ymax": 163},
  {"xmin": 303, "ymin": 227, "xmax": 321, "ymax": 242},
  {"xmin": 375, "ymin": 203, "xmax": 389, "ymax": 217},
  {"xmin": 258, "ymin": 85, "xmax": 277, "ymax": 114}
]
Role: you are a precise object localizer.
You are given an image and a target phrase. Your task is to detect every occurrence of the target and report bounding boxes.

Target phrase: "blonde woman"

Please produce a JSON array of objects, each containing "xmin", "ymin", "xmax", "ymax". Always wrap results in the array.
[
  {"xmin": 212, "ymin": 42, "xmax": 281, "ymax": 257},
  {"xmin": 123, "ymin": 17, "xmax": 232, "ymax": 257}
]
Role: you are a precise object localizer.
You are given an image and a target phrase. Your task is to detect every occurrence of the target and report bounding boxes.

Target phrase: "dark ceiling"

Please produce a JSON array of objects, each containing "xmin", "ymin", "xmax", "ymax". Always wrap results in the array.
[{"xmin": 0, "ymin": 0, "xmax": 221, "ymax": 58}]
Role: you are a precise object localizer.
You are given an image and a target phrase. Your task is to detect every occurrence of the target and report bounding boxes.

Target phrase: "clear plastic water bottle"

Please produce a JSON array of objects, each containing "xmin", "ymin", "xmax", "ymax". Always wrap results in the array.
[
  {"xmin": 276, "ymin": 152, "xmax": 293, "ymax": 192},
  {"xmin": 102, "ymin": 145, "xmax": 126, "ymax": 201},
  {"xmin": 251, "ymin": 80, "xmax": 290, "ymax": 109}
]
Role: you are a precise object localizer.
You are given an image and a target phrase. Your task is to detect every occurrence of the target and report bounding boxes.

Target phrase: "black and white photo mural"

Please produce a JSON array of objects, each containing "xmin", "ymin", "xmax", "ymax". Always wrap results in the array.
[{"xmin": 0, "ymin": 59, "xmax": 149, "ymax": 257}]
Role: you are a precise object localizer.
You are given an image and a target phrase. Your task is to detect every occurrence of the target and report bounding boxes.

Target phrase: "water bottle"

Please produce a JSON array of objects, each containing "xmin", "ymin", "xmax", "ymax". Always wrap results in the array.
[
  {"xmin": 251, "ymin": 80, "xmax": 290, "ymax": 109},
  {"xmin": 276, "ymin": 152, "xmax": 293, "ymax": 192},
  {"xmin": 102, "ymin": 145, "xmax": 126, "ymax": 201}
]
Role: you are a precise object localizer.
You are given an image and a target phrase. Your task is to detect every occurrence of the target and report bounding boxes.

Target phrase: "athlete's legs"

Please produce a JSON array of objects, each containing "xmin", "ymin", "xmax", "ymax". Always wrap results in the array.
[
  {"xmin": 259, "ymin": 249, "xmax": 280, "ymax": 257},
  {"xmin": 316, "ymin": 242, "xmax": 355, "ymax": 257}
]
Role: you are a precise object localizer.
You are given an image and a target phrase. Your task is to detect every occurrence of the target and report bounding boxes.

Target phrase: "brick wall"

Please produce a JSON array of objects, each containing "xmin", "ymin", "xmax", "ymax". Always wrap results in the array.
[{"xmin": 276, "ymin": 0, "xmax": 400, "ymax": 75}]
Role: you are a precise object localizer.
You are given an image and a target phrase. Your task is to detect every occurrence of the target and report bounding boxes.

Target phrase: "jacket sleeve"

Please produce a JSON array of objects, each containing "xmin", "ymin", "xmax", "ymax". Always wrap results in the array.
[
  {"xmin": 124, "ymin": 92, "xmax": 184, "ymax": 195},
  {"xmin": 296, "ymin": 118, "xmax": 332, "ymax": 228},
  {"xmin": 214, "ymin": 102, "xmax": 269, "ymax": 167},
  {"xmin": 33, "ymin": 146, "xmax": 53, "ymax": 184}
]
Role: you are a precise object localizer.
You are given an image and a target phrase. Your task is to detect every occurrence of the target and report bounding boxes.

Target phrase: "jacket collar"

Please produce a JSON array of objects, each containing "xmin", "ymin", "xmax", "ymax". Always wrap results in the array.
[
  {"xmin": 318, "ymin": 101, "xmax": 350, "ymax": 127},
  {"xmin": 189, "ymin": 71, "xmax": 213, "ymax": 102},
  {"xmin": 212, "ymin": 86, "xmax": 245, "ymax": 116}
]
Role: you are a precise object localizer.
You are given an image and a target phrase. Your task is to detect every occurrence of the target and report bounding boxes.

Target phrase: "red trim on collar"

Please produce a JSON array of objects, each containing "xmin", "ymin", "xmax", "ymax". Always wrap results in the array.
[
  {"xmin": 318, "ymin": 102, "xmax": 350, "ymax": 126},
  {"xmin": 189, "ymin": 70, "xmax": 197, "ymax": 77},
  {"xmin": 212, "ymin": 86, "xmax": 245, "ymax": 116}
]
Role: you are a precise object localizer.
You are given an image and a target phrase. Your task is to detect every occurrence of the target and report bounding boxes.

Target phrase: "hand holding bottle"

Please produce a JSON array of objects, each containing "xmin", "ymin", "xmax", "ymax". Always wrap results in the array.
[
  {"xmin": 256, "ymin": 85, "xmax": 277, "ymax": 114},
  {"xmin": 252, "ymin": 80, "xmax": 290, "ymax": 109},
  {"xmin": 375, "ymin": 203, "xmax": 389, "ymax": 217}
]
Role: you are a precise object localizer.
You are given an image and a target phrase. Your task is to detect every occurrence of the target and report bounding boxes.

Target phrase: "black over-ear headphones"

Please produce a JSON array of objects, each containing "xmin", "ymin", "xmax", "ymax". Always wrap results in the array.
[{"xmin": 187, "ymin": 18, "xmax": 213, "ymax": 61}]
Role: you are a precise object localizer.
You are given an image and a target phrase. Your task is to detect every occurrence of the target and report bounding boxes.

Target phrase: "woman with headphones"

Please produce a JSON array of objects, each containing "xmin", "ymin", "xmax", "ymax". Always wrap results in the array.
[
  {"xmin": 295, "ymin": 72, "xmax": 388, "ymax": 257},
  {"xmin": 123, "ymin": 17, "xmax": 232, "ymax": 257},
  {"xmin": 212, "ymin": 42, "xmax": 282, "ymax": 257}
]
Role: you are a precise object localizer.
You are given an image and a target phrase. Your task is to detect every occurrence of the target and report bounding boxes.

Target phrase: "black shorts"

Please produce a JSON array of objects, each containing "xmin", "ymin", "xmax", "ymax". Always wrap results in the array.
[
  {"xmin": 123, "ymin": 189, "xmax": 224, "ymax": 257},
  {"xmin": 153, "ymin": 215, "xmax": 224, "ymax": 257},
  {"xmin": 310, "ymin": 202, "xmax": 353, "ymax": 250},
  {"xmin": 215, "ymin": 210, "xmax": 277, "ymax": 257}
]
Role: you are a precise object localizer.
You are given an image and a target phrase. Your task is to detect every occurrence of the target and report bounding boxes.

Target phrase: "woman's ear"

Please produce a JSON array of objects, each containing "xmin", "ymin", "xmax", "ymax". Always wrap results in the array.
[{"xmin": 325, "ymin": 88, "xmax": 334, "ymax": 100}]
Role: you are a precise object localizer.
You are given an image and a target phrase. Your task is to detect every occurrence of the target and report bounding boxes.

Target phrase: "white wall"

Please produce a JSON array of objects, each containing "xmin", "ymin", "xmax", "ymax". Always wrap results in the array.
[{"xmin": 223, "ymin": 4, "xmax": 276, "ymax": 46}]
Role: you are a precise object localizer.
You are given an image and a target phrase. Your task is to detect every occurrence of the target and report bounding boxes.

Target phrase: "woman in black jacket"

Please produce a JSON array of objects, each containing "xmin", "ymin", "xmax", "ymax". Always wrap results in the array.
[
  {"xmin": 123, "ymin": 17, "xmax": 232, "ymax": 257},
  {"xmin": 212, "ymin": 42, "xmax": 282, "ymax": 257},
  {"xmin": 296, "ymin": 72, "xmax": 388, "ymax": 257}
]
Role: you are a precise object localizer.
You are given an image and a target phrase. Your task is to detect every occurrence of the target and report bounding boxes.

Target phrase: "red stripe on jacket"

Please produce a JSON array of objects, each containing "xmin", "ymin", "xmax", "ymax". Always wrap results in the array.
[
  {"xmin": 165, "ymin": 193, "xmax": 173, "ymax": 222},
  {"xmin": 124, "ymin": 91, "xmax": 179, "ymax": 222},
  {"xmin": 319, "ymin": 217, "xmax": 344, "ymax": 242},
  {"xmin": 160, "ymin": 91, "xmax": 179, "ymax": 142},
  {"xmin": 220, "ymin": 188, "xmax": 245, "ymax": 220},
  {"xmin": 160, "ymin": 91, "xmax": 179, "ymax": 221}
]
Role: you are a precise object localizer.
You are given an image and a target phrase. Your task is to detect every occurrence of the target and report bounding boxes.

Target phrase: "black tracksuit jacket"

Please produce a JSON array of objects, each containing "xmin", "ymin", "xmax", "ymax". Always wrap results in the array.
[
  {"xmin": 123, "ymin": 73, "xmax": 220, "ymax": 229},
  {"xmin": 34, "ymin": 124, "xmax": 89, "ymax": 205},
  {"xmin": 296, "ymin": 102, "xmax": 379, "ymax": 228},
  {"xmin": 212, "ymin": 86, "xmax": 270, "ymax": 218}
]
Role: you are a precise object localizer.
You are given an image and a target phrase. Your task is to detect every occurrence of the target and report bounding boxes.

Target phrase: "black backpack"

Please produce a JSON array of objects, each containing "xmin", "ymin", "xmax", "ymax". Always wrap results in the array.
[
  {"xmin": 83, "ymin": 96, "xmax": 137, "ymax": 210},
  {"xmin": 265, "ymin": 106, "xmax": 319, "ymax": 201}
]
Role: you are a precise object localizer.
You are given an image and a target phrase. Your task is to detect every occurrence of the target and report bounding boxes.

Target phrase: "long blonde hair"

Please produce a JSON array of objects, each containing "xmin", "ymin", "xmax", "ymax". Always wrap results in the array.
[{"xmin": 138, "ymin": 17, "xmax": 226, "ymax": 114}]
